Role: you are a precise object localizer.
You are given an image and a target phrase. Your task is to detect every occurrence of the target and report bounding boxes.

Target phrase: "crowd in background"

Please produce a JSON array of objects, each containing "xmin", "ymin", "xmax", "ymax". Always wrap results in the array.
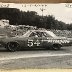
[{"xmin": 3, "ymin": 25, "xmax": 72, "ymax": 38}]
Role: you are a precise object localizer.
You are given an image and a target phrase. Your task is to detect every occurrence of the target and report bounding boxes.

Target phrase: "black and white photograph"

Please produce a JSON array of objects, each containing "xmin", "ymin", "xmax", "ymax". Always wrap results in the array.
[{"xmin": 0, "ymin": 3, "xmax": 72, "ymax": 70}]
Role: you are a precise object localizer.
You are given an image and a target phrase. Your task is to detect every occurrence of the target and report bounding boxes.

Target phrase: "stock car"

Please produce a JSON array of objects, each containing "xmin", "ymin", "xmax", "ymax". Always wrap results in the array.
[{"xmin": 0, "ymin": 30, "xmax": 71, "ymax": 52}]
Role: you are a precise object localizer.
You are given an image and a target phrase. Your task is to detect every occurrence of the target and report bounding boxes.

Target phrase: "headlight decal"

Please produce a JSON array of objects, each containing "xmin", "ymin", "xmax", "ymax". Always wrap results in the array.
[
  {"xmin": 41, "ymin": 39, "xmax": 70, "ymax": 44},
  {"xmin": 43, "ymin": 39, "xmax": 70, "ymax": 44}
]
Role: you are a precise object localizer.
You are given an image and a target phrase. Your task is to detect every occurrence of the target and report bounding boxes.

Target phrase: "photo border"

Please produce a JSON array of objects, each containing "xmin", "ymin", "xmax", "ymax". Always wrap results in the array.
[{"xmin": 0, "ymin": 0, "xmax": 72, "ymax": 72}]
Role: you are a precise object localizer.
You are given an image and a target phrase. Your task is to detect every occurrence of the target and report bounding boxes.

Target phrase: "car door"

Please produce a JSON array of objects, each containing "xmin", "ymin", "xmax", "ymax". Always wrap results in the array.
[
  {"xmin": 27, "ymin": 31, "xmax": 43, "ymax": 48},
  {"xmin": 41, "ymin": 32, "xmax": 53, "ymax": 47}
]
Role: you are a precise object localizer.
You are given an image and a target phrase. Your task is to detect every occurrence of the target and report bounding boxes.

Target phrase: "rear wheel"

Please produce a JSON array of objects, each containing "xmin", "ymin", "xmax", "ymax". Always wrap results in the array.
[
  {"xmin": 6, "ymin": 42, "xmax": 19, "ymax": 52},
  {"xmin": 52, "ymin": 44, "xmax": 61, "ymax": 50}
]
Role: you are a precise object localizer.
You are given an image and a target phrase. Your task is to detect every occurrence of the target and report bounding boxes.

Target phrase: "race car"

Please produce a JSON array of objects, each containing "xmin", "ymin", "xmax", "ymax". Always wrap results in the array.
[{"xmin": 0, "ymin": 30, "xmax": 71, "ymax": 52}]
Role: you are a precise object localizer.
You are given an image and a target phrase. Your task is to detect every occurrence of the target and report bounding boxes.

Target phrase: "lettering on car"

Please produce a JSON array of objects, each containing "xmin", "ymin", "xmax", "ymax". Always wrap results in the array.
[
  {"xmin": 42, "ymin": 39, "xmax": 70, "ymax": 43},
  {"xmin": 27, "ymin": 39, "xmax": 40, "ymax": 47}
]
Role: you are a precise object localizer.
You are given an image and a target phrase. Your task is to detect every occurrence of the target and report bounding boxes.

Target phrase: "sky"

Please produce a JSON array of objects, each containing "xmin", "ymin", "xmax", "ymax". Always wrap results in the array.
[{"xmin": 0, "ymin": 3, "xmax": 72, "ymax": 24}]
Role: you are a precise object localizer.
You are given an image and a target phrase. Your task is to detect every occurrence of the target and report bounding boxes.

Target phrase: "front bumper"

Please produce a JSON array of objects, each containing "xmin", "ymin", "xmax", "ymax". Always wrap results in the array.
[{"xmin": 62, "ymin": 41, "xmax": 72, "ymax": 47}]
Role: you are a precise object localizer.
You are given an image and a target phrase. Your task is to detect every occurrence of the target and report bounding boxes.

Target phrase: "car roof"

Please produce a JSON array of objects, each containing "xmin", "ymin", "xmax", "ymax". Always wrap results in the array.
[
  {"xmin": 23, "ymin": 30, "xmax": 47, "ymax": 37},
  {"xmin": 28, "ymin": 30, "xmax": 47, "ymax": 32}
]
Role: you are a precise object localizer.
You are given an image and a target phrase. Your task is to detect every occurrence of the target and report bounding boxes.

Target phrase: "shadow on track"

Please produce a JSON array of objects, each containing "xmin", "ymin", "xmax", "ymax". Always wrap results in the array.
[{"xmin": 0, "ymin": 47, "xmax": 69, "ymax": 52}]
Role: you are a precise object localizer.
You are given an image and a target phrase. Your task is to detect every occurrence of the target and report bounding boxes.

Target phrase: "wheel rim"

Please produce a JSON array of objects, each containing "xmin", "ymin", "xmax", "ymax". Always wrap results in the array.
[
  {"xmin": 53, "ymin": 45, "xmax": 60, "ymax": 50},
  {"xmin": 7, "ymin": 42, "xmax": 18, "ymax": 52}
]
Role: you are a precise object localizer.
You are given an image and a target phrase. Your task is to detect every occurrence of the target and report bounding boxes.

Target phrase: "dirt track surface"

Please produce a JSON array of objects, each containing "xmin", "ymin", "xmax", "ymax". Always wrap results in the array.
[{"xmin": 0, "ymin": 46, "xmax": 72, "ymax": 69}]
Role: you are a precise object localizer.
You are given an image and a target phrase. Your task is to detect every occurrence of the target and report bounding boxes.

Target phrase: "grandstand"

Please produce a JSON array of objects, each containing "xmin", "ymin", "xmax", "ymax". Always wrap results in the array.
[{"xmin": 51, "ymin": 30, "xmax": 72, "ymax": 38}]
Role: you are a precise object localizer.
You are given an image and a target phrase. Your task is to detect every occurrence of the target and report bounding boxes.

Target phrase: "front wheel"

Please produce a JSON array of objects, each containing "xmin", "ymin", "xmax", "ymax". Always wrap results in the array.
[
  {"xmin": 52, "ymin": 44, "xmax": 61, "ymax": 50},
  {"xmin": 6, "ymin": 42, "xmax": 19, "ymax": 52}
]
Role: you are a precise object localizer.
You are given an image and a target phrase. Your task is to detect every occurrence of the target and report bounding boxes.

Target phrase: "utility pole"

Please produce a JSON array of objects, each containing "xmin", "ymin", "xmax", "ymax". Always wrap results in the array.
[
  {"xmin": 40, "ymin": 5, "xmax": 47, "ymax": 28},
  {"xmin": 40, "ymin": 5, "xmax": 45, "ymax": 18}
]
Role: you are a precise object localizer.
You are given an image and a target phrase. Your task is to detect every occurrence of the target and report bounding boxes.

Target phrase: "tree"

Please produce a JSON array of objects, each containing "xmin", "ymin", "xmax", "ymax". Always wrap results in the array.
[
  {"xmin": 0, "ymin": 8, "xmax": 21, "ymax": 25},
  {"xmin": 0, "ymin": 8, "xmax": 69, "ymax": 30},
  {"xmin": 67, "ymin": 24, "xmax": 72, "ymax": 30},
  {"xmin": 46, "ymin": 15, "xmax": 56, "ymax": 29}
]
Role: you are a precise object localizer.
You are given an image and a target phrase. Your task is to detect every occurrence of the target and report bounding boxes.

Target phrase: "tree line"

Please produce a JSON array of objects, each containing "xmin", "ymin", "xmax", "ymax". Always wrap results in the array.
[{"xmin": 0, "ymin": 8, "xmax": 72, "ymax": 30}]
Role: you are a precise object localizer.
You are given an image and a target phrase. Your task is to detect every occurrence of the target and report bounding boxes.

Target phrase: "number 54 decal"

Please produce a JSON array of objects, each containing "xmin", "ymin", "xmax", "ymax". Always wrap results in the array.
[{"xmin": 27, "ymin": 39, "xmax": 40, "ymax": 47}]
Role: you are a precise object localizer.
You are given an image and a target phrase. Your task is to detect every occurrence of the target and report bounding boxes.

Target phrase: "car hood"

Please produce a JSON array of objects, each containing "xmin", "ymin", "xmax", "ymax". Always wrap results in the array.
[{"xmin": 56, "ymin": 36, "xmax": 67, "ymax": 39}]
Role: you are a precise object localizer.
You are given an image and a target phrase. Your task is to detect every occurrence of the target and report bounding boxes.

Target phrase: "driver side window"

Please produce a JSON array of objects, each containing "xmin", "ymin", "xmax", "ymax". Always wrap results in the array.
[
  {"xmin": 43, "ymin": 32, "xmax": 52, "ymax": 37},
  {"xmin": 29, "ymin": 32, "xmax": 38, "ymax": 37}
]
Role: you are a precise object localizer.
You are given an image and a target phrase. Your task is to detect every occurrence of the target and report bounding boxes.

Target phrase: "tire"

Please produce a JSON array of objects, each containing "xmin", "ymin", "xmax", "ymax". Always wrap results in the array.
[
  {"xmin": 6, "ymin": 42, "xmax": 19, "ymax": 52},
  {"xmin": 52, "ymin": 44, "xmax": 61, "ymax": 50}
]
